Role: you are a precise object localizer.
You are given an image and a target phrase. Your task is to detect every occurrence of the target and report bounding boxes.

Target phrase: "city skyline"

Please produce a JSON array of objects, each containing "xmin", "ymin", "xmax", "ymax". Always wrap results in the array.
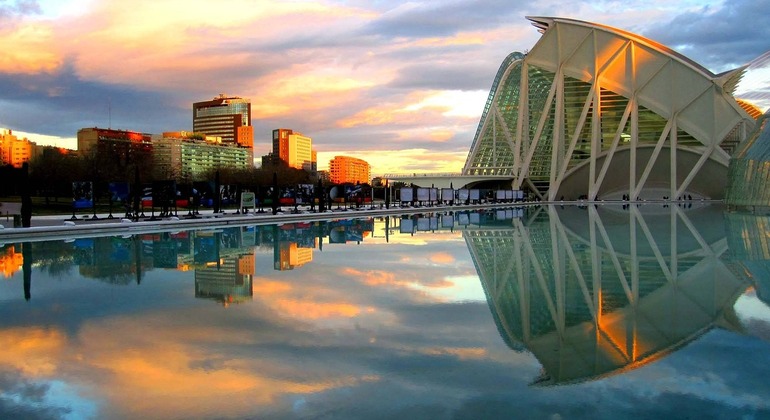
[{"xmin": 1, "ymin": 0, "xmax": 768, "ymax": 176}]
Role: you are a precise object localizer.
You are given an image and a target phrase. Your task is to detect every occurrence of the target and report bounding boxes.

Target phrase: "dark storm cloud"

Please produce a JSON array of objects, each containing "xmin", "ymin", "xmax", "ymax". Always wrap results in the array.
[
  {"xmin": 0, "ymin": 62, "xmax": 188, "ymax": 137},
  {"xmin": 363, "ymin": 0, "xmax": 525, "ymax": 38},
  {"xmin": 643, "ymin": 1, "xmax": 770, "ymax": 71}
]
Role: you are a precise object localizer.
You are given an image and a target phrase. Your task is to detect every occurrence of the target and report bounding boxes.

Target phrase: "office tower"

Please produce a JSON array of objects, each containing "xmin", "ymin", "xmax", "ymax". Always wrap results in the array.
[
  {"xmin": 193, "ymin": 94, "xmax": 253, "ymax": 148},
  {"xmin": 272, "ymin": 128, "xmax": 316, "ymax": 172},
  {"xmin": 329, "ymin": 156, "xmax": 371, "ymax": 184}
]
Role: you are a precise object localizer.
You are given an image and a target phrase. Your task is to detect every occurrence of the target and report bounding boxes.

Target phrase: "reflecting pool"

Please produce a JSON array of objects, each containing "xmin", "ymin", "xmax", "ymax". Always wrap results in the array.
[{"xmin": 1, "ymin": 203, "xmax": 770, "ymax": 419}]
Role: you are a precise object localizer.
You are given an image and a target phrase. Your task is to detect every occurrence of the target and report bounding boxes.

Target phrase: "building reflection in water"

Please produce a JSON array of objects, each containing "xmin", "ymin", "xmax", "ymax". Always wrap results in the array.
[
  {"xmin": 6, "ymin": 204, "xmax": 770, "ymax": 383},
  {"xmin": 466, "ymin": 204, "xmax": 755, "ymax": 386},
  {"xmin": 2, "ymin": 218, "xmax": 376, "ymax": 305}
]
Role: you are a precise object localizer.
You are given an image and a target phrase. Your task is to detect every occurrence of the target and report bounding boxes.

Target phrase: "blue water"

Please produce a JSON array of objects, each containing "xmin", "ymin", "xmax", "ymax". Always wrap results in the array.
[{"xmin": 1, "ymin": 203, "xmax": 769, "ymax": 419}]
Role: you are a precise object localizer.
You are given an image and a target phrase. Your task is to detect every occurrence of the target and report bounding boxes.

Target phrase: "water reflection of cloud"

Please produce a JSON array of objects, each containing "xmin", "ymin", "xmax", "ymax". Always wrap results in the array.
[{"xmin": 2, "ymin": 207, "xmax": 770, "ymax": 417}]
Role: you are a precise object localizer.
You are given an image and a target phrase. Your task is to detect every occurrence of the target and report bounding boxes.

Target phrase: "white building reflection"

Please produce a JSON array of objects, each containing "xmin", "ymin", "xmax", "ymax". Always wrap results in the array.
[{"xmin": 467, "ymin": 204, "xmax": 752, "ymax": 385}]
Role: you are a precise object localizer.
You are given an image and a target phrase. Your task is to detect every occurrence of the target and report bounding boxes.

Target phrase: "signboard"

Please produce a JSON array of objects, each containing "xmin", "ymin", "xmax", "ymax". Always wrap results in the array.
[
  {"xmin": 496, "ymin": 190, "xmax": 506, "ymax": 201},
  {"xmin": 220, "ymin": 185, "xmax": 237, "ymax": 206},
  {"xmin": 469, "ymin": 189, "xmax": 480, "ymax": 201},
  {"xmin": 400, "ymin": 187, "xmax": 413, "ymax": 203},
  {"xmin": 515, "ymin": 190, "xmax": 524, "ymax": 201},
  {"xmin": 457, "ymin": 189, "xmax": 469, "ymax": 201},
  {"xmin": 417, "ymin": 217, "xmax": 430, "ymax": 231},
  {"xmin": 279, "ymin": 187, "xmax": 296, "ymax": 205},
  {"xmin": 193, "ymin": 181, "xmax": 215, "ymax": 207},
  {"xmin": 108, "ymin": 182, "xmax": 130, "ymax": 203},
  {"xmin": 505, "ymin": 190, "xmax": 514, "ymax": 200},
  {"xmin": 441, "ymin": 214, "xmax": 454, "ymax": 228},
  {"xmin": 241, "ymin": 192, "xmax": 256, "ymax": 209},
  {"xmin": 416, "ymin": 188, "xmax": 430, "ymax": 202},
  {"xmin": 400, "ymin": 218, "xmax": 415, "ymax": 234},
  {"xmin": 297, "ymin": 184, "xmax": 314, "ymax": 205},
  {"xmin": 72, "ymin": 181, "xmax": 93, "ymax": 209},
  {"xmin": 441, "ymin": 188, "xmax": 454, "ymax": 202}
]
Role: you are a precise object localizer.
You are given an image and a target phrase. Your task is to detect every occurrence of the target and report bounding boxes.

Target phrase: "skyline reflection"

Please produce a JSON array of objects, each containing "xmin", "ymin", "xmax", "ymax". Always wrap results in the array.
[{"xmin": 0, "ymin": 205, "xmax": 768, "ymax": 418}]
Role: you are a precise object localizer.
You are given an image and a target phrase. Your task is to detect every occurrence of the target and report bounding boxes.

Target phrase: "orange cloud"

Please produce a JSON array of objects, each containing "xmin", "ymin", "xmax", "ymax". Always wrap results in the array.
[
  {"xmin": 422, "ymin": 347, "xmax": 488, "ymax": 360},
  {"xmin": 0, "ymin": 23, "xmax": 61, "ymax": 74},
  {"xmin": 272, "ymin": 298, "xmax": 369, "ymax": 319},
  {"xmin": 429, "ymin": 252, "xmax": 455, "ymax": 264},
  {"xmin": 344, "ymin": 267, "xmax": 454, "ymax": 292},
  {"xmin": 251, "ymin": 277, "xmax": 375, "ymax": 321},
  {"xmin": 70, "ymin": 316, "xmax": 379, "ymax": 418},
  {"xmin": 252, "ymin": 279, "xmax": 292, "ymax": 295},
  {"xmin": 43, "ymin": 0, "xmax": 378, "ymax": 91},
  {"xmin": 0, "ymin": 327, "xmax": 66, "ymax": 376},
  {"xmin": 428, "ymin": 129, "xmax": 455, "ymax": 142},
  {"xmin": 412, "ymin": 32, "xmax": 486, "ymax": 48},
  {"xmin": 251, "ymin": 67, "xmax": 381, "ymax": 119}
]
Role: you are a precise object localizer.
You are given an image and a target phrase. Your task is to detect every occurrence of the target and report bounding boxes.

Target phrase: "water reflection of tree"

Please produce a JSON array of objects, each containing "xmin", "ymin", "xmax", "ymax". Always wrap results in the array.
[
  {"xmin": 76, "ymin": 237, "xmax": 138, "ymax": 285},
  {"xmin": 30, "ymin": 241, "xmax": 76, "ymax": 277}
]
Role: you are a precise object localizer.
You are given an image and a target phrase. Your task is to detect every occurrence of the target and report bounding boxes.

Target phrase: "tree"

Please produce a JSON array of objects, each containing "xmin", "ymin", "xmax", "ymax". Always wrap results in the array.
[{"xmin": 28, "ymin": 147, "xmax": 78, "ymax": 203}]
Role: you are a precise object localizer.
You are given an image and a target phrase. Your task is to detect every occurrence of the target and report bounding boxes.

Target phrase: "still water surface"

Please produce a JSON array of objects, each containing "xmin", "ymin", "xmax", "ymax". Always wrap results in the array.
[{"xmin": 1, "ymin": 203, "xmax": 770, "ymax": 419}]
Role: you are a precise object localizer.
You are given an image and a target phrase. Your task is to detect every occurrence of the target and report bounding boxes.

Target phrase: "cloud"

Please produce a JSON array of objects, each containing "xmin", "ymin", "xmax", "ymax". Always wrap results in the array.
[
  {"xmin": 0, "ymin": 0, "xmax": 41, "ymax": 19},
  {"xmin": 1, "ymin": 0, "xmax": 768, "ymax": 174},
  {"xmin": 0, "ymin": 62, "xmax": 188, "ymax": 138},
  {"xmin": 389, "ymin": 62, "xmax": 492, "ymax": 91},
  {"xmin": 361, "ymin": 0, "xmax": 525, "ymax": 39},
  {"xmin": 643, "ymin": 1, "xmax": 770, "ymax": 71}
]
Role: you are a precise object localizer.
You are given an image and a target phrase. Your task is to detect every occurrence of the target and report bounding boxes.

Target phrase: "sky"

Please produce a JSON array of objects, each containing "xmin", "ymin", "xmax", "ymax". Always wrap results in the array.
[{"xmin": 0, "ymin": 0, "xmax": 768, "ymax": 176}]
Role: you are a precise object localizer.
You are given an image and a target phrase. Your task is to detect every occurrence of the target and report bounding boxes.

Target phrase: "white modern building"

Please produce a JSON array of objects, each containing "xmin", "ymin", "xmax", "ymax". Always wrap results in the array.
[{"xmin": 463, "ymin": 17, "xmax": 762, "ymax": 201}]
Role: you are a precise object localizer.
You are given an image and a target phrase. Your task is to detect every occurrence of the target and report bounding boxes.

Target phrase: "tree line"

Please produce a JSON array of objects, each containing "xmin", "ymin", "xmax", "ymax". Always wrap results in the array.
[{"xmin": 0, "ymin": 146, "xmax": 319, "ymax": 205}]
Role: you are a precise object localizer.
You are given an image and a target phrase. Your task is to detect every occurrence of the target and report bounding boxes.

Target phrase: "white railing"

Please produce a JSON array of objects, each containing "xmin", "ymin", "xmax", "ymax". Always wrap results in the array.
[{"xmin": 383, "ymin": 173, "xmax": 463, "ymax": 178}]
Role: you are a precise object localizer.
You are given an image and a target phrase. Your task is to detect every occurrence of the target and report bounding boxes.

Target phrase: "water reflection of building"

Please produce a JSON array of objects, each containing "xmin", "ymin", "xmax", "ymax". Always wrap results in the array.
[
  {"xmin": 75, "ymin": 236, "xmax": 148, "ymax": 284},
  {"xmin": 725, "ymin": 212, "xmax": 770, "ymax": 307},
  {"xmin": 466, "ymin": 204, "xmax": 750, "ymax": 385},
  {"xmin": 0, "ymin": 244, "xmax": 23, "ymax": 278},
  {"xmin": 274, "ymin": 243, "xmax": 313, "ymax": 271},
  {"xmin": 195, "ymin": 254, "xmax": 254, "ymax": 306},
  {"xmin": 10, "ymin": 218, "xmax": 379, "ymax": 301}
]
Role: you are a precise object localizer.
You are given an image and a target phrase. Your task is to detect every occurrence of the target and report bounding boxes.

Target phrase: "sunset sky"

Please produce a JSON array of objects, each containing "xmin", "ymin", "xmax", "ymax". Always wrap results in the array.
[{"xmin": 1, "ymin": 0, "xmax": 768, "ymax": 175}]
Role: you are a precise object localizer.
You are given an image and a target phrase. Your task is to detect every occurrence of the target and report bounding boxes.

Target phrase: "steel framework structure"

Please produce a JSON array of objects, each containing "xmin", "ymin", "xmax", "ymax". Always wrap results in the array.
[{"xmin": 463, "ymin": 17, "xmax": 757, "ymax": 201}]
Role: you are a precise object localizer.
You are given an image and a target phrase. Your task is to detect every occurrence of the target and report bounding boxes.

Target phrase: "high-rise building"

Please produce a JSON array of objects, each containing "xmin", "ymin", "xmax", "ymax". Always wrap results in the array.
[
  {"xmin": 193, "ymin": 94, "xmax": 253, "ymax": 148},
  {"xmin": 154, "ymin": 131, "xmax": 253, "ymax": 181},
  {"xmin": 272, "ymin": 128, "xmax": 316, "ymax": 172},
  {"xmin": 1, "ymin": 129, "xmax": 36, "ymax": 168},
  {"xmin": 329, "ymin": 156, "xmax": 371, "ymax": 184}
]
